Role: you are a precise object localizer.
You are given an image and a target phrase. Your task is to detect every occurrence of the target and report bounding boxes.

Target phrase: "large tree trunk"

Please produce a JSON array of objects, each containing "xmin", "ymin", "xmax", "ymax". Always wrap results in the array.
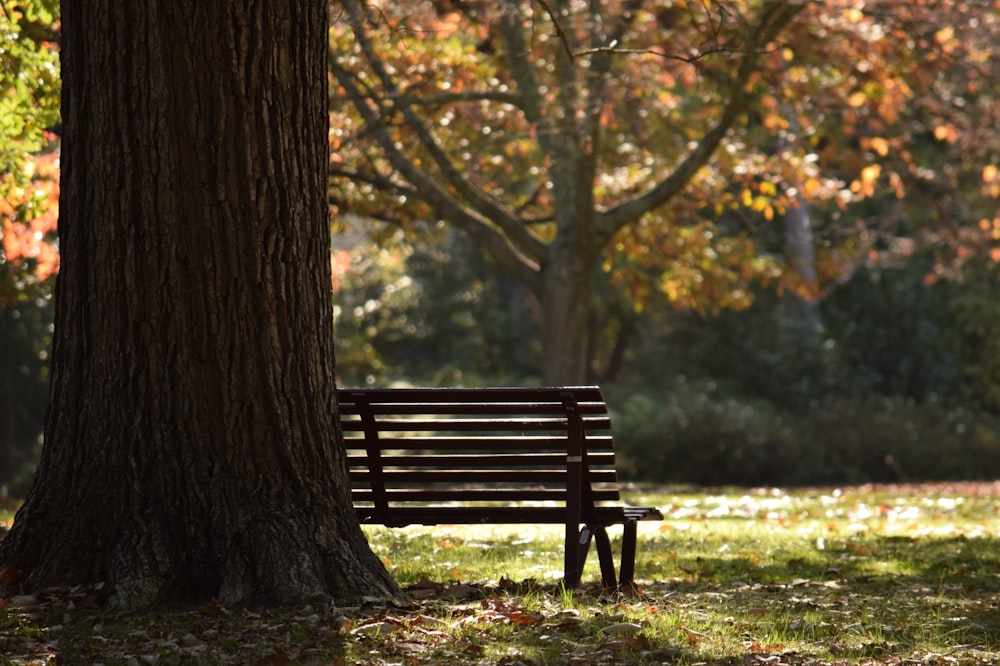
[{"xmin": 0, "ymin": 0, "xmax": 404, "ymax": 610}]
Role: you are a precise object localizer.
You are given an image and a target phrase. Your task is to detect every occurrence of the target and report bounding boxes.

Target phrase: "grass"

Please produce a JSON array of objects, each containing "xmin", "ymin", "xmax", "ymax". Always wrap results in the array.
[{"xmin": 2, "ymin": 483, "xmax": 1000, "ymax": 664}]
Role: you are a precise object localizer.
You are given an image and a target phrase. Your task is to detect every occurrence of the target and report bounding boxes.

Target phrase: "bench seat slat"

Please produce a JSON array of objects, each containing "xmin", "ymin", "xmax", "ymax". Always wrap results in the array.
[
  {"xmin": 340, "ymin": 386, "xmax": 605, "ymax": 403},
  {"xmin": 346, "ymin": 452, "xmax": 616, "ymax": 468},
  {"xmin": 340, "ymin": 417, "xmax": 611, "ymax": 432},
  {"xmin": 357, "ymin": 505, "xmax": 662, "ymax": 526},
  {"xmin": 352, "ymin": 488, "xmax": 622, "ymax": 502},
  {"xmin": 339, "ymin": 402, "xmax": 609, "ymax": 416},
  {"xmin": 342, "ymin": 435, "xmax": 614, "ymax": 450},
  {"xmin": 351, "ymin": 469, "xmax": 619, "ymax": 483}
]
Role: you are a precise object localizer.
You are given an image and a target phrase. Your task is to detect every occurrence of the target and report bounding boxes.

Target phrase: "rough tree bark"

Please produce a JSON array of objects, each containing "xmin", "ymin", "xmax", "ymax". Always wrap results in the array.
[{"xmin": 0, "ymin": 0, "xmax": 405, "ymax": 610}]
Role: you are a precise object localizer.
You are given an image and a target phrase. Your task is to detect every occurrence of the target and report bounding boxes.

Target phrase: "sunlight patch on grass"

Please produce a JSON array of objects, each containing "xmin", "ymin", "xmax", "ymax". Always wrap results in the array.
[{"xmin": 3, "ymin": 485, "xmax": 1000, "ymax": 664}]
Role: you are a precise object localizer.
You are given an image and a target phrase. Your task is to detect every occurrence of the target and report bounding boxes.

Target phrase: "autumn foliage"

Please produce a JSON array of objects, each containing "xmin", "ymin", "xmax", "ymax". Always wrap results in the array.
[
  {"xmin": 323, "ymin": 0, "xmax": 999, "ymax": 386},
  {"xmin": 0, "ymin": 0, "xmax": 60, "ymax": 302},
  {"xmin": 0, "ymin": 148, "xmax": 59, "ymax": 287}
]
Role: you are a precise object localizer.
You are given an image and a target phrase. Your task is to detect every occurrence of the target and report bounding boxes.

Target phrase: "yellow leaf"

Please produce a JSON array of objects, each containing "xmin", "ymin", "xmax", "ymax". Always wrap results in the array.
[
  {"xmin": 843, "ymin": 7, "xmax": 863, "ymax": 22},
  {"xmin": 870, "ymin": 137, "xmax": 889, "ymax": 156},
  {"xmin": 934, "ymin": 26, "xmax": 954, "ymax": 44},
  {"xmin": 934, "ymin": 124, "xmax": 957, "ymax": 142},
  {"xmin": 851, "ymin": 164, "xmax": 881, "ymax": 197},
  {"xmin": 762, "ymin": 113, "xmax": 785, "ymax": 130},
  {"xmin": 860, "ymin": 164, "xmax": 881, "ymax": 185},
  {"xmin": 848, "ymin": 91, "xmax": 867, "ymax": 107},
  {"xmin": 983, "ymin": 164, "xmax": 998, "ymax": 182}
]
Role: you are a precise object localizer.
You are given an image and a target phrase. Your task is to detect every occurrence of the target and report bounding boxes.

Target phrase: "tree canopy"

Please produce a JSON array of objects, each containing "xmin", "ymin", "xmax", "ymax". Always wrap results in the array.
[
  {"xmin": 329, "ymin": 0, "xmax": 999, "ymax": 382},
  {"xmin": 0, "ymin": 0, "xmax": 60, "ymax": 303}
]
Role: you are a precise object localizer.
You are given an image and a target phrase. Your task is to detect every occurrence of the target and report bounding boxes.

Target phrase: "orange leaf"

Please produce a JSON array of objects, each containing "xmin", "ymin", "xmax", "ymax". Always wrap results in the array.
[
  {"xmin": 870, "ymin": 137, "xmax": 889, "ymax": 156},
  {"xmin": 861, "ymin": 164, "xmax": 882, "ymax": 185},
  {"xmin": 0, "ymin": 566, "xmax": 27, "ymax": 587},
  {"xmin": 506, "ymin": 610, "xmax": 544, "ymax": 625}
]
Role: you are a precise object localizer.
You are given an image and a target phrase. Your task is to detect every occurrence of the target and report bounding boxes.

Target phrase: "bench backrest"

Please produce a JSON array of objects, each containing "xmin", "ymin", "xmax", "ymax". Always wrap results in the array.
[{"xmin": 338, "ymin": 386, "xmax": 621, "ymax": 525}]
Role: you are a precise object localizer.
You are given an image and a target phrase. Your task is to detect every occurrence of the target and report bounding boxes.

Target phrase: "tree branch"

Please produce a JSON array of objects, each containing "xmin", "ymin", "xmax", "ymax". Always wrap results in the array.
[
  {"xmin": 498, "ymin": 0, "xmax": 551, "ymax": 142},
  {"xmin": 580, "ymin": 0, "xmax": 645, "ymax": 219},
  {"xmin": 596, "ymin": 1, "xmax": 807, "ymax": 241},
  {"xmin": 330, "ymin": 165, "xmax": 416, "ymax": 198},
  {"xmin": 341, "ymin": 0, "xmax": 548, "ymax": 267},
  {"xmin": 391, "ymin": 90, "xmax": 522, "ymax": 108},
  {"xmin": 331, "ymin": 57, "xmax": 544, "ymax": 293},
  {"xmin": 532, "ymin": 0, "xmax": 573, "ymax": 61}
]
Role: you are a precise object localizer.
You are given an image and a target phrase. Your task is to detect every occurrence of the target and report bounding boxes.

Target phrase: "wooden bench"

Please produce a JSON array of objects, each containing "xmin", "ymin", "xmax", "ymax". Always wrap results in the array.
[{"xmin": 338, "ymin": 386, "xmax": 663, "ymax": 589}]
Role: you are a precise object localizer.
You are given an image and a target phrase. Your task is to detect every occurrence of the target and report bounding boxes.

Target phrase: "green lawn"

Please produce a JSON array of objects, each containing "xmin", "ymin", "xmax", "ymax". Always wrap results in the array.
[{"xmin": 2, "ymin": 483, "xmax": 999, "ymax": 664}]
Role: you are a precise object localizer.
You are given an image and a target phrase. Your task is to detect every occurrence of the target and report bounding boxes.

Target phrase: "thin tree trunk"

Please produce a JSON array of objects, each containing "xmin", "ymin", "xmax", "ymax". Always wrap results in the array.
[
  {"xmin": 541, "ymin": 243, "xmax": 598, "ymax": 385},
  {"xmin": 783, "ymin": 192, "xmax": 822, "ymax": 333},
  {"xmin": 0, "ymin": 0, "xmax": 404, "ymax": 610},
  {"xmin": 779, "ymin": 106, "xmax": 822, "ymax": 335}
]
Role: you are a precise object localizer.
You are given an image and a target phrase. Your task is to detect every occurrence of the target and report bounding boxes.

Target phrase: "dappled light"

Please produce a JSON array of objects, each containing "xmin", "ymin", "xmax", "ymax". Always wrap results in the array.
[{"xmin": 4, "ymin": 484, "xmax": 1000, "ymax": 663}]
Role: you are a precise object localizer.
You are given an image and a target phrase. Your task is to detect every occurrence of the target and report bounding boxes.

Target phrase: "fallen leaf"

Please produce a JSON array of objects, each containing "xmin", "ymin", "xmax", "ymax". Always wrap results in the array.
[
  {"xmin": 0, "ymin": 566, "xmax": 27, "ymax": 588},
  {"xmin": 600, "ymin": 622, "xmax": 644, "ymax": 636},
  {"xmin": 411, "ymin": 614, "xmax": 449, "ymax": 630},
  {"xmin": 600, "ymin": 635, "xmax": 651, "ymax": 651},
  {"xmin": 9, "ymin": 594, "xmax": 41, "ymax": 608},
  {"xmin": 352, "ymin": 621, "xmax": 402, "ymax": 636},
  {"xmin": 506, "ymin": 609, "xmax": 544, "ymax": 626}
]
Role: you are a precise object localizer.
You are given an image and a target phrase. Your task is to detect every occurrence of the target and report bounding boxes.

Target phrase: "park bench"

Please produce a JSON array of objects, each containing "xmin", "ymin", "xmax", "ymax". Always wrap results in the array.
[{"xmin": 338, "ymin": 386, "xmax": 663, "ymax": 589}]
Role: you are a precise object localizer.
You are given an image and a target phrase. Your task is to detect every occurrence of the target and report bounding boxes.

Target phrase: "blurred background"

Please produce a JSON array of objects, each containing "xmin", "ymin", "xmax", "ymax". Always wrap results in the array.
[{"xmin": 3, "ymin": 0, "xmax": 999, "ymax": 495}]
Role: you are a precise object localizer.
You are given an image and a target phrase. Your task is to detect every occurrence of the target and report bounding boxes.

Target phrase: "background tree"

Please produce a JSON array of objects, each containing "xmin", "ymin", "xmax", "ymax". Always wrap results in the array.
[
  {"xmin": 0, "ymin": 0, "xmax": 403, "ymax": 609},
  {"xmin": 329, "ymin": 0, "xmax": 998, "ymax": 385},
  {"xmin": 332, "ymin": 225, "xmax": 541, "ymax": 386},
  {"xmin": 330, "ymin": 0, "xmax": 805, "ymax": 384}
]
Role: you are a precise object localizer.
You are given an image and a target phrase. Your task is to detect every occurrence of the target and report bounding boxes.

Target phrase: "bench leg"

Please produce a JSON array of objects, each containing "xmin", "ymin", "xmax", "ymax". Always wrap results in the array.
[
  {"xmin": 569, "ymin": 523, "xmax": 637, "ymax": 590},
  {"xmin": 566, "ymin": 524, "xmax": 591, "ymax": 588},
  {"xmin": 591, "ymin": 525, "xmax": 617, "ymax": 589},
  {"xmin": 619, "ymin": 519, "xmax": 639, "ymax": 589}
]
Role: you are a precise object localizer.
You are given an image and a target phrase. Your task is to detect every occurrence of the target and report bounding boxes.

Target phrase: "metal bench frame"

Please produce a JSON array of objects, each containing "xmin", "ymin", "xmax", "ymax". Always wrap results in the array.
[{"xmin": 339, "ymin": 386, "xmax": 663, "ymax": 589}]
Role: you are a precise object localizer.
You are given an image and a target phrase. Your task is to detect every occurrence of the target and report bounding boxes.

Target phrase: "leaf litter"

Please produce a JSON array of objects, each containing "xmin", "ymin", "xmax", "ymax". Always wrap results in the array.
[{"xmin": 2, "ymin": 483, "xmax": 1000, "ymax": 664}]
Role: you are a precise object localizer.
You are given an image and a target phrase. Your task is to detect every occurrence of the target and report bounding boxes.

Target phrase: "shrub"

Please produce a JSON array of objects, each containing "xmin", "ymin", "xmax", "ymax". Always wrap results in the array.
[
  {"xmin": 607, "ymin": 378, "xmax": 799, "ymax": 486},
  {"xmin": 606, "ymin": 380, "xmax": 1000, "ymax": 487}
]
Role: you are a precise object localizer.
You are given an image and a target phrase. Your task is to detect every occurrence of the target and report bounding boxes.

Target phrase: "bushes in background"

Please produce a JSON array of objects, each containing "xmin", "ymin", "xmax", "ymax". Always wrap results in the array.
[
  {"xmin": 0, "ymin": 285, "xmax": 52, "ymax": 496},
  {"xmin": 607, "ymin": 258, "xmax": 1000, "ymax": 487},
  {"xmin": 608, "ymin": 379, "xmax": 1000, "ymax": 486}
]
